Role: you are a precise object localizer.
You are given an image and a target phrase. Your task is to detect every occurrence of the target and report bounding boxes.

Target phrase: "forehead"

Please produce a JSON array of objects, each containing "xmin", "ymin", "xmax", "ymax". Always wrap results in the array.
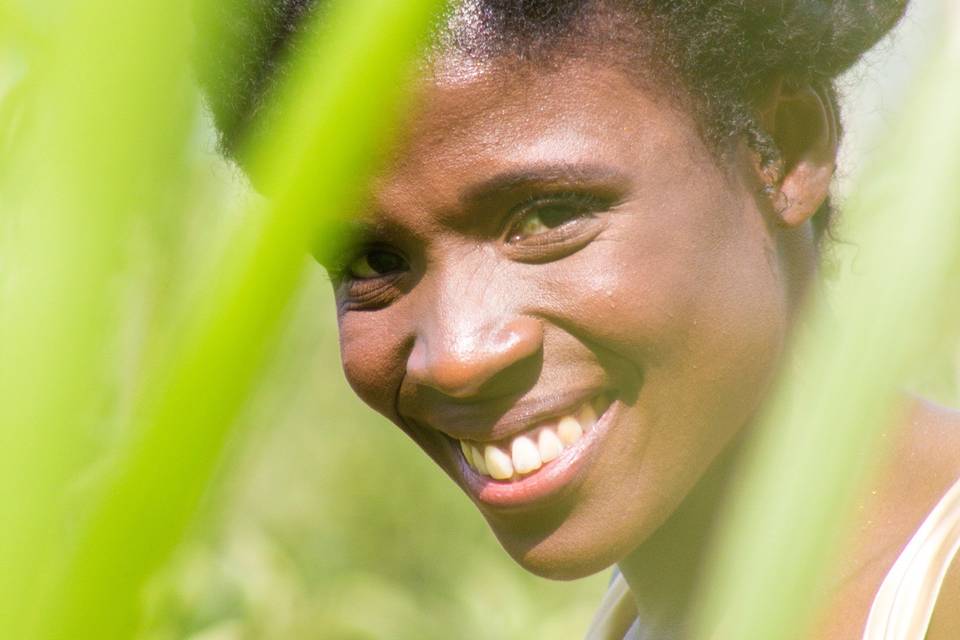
[{"xmin": 368, "ymin": 57, "xmax": 709, "ymax": 229}]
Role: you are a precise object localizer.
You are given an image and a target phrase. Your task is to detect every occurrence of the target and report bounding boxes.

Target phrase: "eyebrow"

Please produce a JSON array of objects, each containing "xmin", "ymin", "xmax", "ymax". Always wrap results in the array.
[{"xmin": 459, "ymin": 162, "xmax": 633, "ymax": 206}]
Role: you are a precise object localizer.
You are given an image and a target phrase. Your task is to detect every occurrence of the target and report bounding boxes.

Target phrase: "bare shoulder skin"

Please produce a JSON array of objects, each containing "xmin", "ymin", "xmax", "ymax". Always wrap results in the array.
[{"xmin": 811, "ymin": 398, "xmax": 960, "ymax": 639}]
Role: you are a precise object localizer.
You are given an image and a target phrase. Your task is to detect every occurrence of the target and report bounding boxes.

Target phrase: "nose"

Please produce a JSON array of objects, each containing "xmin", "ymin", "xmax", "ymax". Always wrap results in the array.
[{"xmin": 406, "ymin": 312, "xmax": 543, "ymax": 399}]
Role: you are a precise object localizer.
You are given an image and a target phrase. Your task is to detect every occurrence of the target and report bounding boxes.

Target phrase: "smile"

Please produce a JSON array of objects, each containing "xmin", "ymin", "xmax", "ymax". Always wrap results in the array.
[
  {"xmin": 439, "ymin": 391, "xmax": 620, "ymax": 511},
  {"xmin": 457, "ymin": 395, "xmax": 611, "ymax": 481}
]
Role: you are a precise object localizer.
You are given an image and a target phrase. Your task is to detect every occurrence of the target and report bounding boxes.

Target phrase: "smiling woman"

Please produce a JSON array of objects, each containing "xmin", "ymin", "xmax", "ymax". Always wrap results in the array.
[
  {"xmin": 195, "ymin": 1, "xmax": 960, "ymax": 638},
  {"xmin": 337, "ymin": 57, "xmax": 792, "ymax": 578}
]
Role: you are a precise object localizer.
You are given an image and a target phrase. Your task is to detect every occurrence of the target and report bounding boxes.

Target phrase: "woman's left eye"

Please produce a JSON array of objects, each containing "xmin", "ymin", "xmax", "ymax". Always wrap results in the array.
[{"xmin": 506, "ymin": 194, "xmax": 602, "ymax": 244}]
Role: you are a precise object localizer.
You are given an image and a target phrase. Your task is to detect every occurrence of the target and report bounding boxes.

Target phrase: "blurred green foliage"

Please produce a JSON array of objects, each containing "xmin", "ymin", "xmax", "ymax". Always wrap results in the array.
[{"xmin": 692, "ymin": 21, "xmax": 960, "ymax": 638}]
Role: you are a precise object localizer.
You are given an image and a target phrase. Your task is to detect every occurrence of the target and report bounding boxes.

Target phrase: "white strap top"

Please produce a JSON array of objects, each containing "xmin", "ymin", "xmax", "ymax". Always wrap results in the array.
[
  {"xmin": 586, "ymin": 475, "xmax": 960, "ymax": 640},
  {"xmin": 862, "ymin": 474, "xmax": 960, "ymax": 639},
  {"xmin": 584, "ymin": 570, "xmax": 638, "ymax": 640}
]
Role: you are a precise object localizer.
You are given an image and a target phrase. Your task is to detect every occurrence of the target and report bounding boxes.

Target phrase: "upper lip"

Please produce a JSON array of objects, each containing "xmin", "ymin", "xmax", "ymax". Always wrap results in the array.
[{"xmin": 404, "ymin": 388, "xmax": 605, "ymax": 444}]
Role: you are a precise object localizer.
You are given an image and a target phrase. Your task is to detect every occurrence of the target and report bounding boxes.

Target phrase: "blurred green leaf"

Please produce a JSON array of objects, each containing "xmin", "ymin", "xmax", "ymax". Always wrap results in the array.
[
  {"xmin": 692, "ymin": 20, "xmax": 960, "ymax": 640},
  {"xmin": 1, "ymin": 0, "xmax": 445, "ymax": 638},
  {"xmin": 0, "ymin": 0, "xmax": 195, "ymax": 635}
]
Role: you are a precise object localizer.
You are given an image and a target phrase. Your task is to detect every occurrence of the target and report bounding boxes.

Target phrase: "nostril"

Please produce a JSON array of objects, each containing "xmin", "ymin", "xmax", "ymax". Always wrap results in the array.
[{"xmin": 406, "ymin": 316, "xmax": 543, "ymax": 399}]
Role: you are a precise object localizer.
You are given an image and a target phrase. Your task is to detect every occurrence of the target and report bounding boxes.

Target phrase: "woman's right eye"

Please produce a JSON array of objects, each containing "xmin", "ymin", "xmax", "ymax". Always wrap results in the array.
[
  {"xmin": 346, "ymin": 248, "xmax": 407, "ymax": 280},
  {"xmin": 335, "ymin": 247, "xmax": 409, "ymax": 311}
]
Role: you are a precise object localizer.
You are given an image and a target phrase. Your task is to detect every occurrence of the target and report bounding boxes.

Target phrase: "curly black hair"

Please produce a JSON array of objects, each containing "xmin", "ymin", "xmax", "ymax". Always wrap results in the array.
[{"xmin": 194, "ymin": 0, "xmax": 908, "ymax": 233}]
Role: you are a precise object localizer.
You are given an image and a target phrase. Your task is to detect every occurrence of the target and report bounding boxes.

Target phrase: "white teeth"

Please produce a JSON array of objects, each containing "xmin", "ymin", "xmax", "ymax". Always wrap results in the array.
[
  {"xmin": 557, "ymin": 415, "xmax": 583, "ymax": 446},
  {"xmin": 593, "ymin": 395, "xmax": 607, "ymax": 414},
  {"xmin": 511, "ymin": 436, "xmax": 542, "ymax": 475},
  {"xmin": 470, "ymin": 443, "xmax": 488, "ymax": 474},
  {"xmin": 578, "ymin": 403, "xmax": 598, "ymax": 430},
  {"xmin": 537, "ymin": 428, "xmax": 564, "ymax": 463},
  {"xmin": 484, "ymin": 445, "xmax": 514, "ymax": 480},
  {"xmin": 459, "ymin": 397, "xmax": 606, "ymax": 480},
  {"xmin": 460, "ymin": 440, "xmax": 474, "ymax": 467}
]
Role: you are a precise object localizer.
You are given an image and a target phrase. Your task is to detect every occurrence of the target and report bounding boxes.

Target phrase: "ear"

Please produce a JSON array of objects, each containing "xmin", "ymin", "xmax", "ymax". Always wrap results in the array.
[{"xmin": 756, "ymin": 79, "xmax": 839, "ymax": 228}]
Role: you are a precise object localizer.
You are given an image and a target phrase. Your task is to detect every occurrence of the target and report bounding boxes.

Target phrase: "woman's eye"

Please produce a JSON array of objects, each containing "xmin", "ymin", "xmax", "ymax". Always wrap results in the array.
[
  {"xmin": 347, "ymin": 249, "xmax": 407, "ymax": 280},
  {"xmin": 506, "ymin": 196, "xmax": 600, "ymax": 243}
]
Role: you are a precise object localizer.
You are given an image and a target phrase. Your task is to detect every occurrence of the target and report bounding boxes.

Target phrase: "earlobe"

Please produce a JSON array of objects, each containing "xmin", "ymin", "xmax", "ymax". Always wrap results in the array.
[{"xmin": 757, "ymin": 80, "xmax": 839, "ymax": 228}]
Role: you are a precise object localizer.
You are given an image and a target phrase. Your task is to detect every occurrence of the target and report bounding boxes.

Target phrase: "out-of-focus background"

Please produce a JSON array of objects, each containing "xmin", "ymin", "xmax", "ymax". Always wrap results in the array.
[
  {"xmin": 3, "ymin": 2, "xmax": 955, "ymax": 639},
  {"xmin": 835, "ymin": 0, "xmax": 959, "ymax": 403}
]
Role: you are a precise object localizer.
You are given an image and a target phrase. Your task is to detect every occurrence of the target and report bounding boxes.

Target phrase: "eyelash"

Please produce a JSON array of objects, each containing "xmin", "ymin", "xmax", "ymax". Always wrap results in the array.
[{"xmin": 504, "ymin": 191, "xmax": 609, "ymax": 245}]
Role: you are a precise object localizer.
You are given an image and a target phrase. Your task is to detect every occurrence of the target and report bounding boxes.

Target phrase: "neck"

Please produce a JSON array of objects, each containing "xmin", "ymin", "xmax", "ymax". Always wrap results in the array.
[{"xmin": 616, "ymin": 434, "xmax": 749, "ymax": 636}]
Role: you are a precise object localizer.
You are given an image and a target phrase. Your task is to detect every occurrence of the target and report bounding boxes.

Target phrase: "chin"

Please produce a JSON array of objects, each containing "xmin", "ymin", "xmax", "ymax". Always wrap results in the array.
[
  {"xmin": 489, "ymin": 520, "xmax": 637, "ymax": 581},
  {"xmin": 515, "ymin": 556, "xmax": 612, "ymax": 582}
]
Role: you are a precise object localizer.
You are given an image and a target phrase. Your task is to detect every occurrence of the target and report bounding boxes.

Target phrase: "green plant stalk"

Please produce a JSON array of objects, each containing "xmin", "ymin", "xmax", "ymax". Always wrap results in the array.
[
  {"xmin": 0, "ymin": 1, "xmax": 194, "ymax": 636},
  {"xmin": 691, "ymin": 25, "xmax": 960, "ymax": 640},
  {"xmin": 36, "ymin": 1, "xmax": 446, "ymax": 639}
]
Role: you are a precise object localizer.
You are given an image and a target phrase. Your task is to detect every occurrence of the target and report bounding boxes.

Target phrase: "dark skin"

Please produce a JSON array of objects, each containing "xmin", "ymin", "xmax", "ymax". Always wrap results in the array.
[{"xmin": 330, "ymin": 44, "xmax": 960, "ymax": 638}]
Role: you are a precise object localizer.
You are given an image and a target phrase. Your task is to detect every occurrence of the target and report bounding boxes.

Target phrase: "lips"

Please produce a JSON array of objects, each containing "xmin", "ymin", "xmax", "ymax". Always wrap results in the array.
[
  {"xmin": 458, "ymin": 395, "xmax": 609, "ymax": 480},
  {"xmin": 442, "ymin": 393, "xmax": 617, "ymax": 508}
]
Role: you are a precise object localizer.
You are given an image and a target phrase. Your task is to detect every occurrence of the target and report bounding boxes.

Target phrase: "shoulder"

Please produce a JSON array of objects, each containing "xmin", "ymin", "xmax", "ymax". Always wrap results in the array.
[
  {"xmin": 896, "ymin": 398, "xmax": 960, "ymax": 639},
  {"xmin": 808, "ymin": 397, "xmax": 960, "ymax": 639}
]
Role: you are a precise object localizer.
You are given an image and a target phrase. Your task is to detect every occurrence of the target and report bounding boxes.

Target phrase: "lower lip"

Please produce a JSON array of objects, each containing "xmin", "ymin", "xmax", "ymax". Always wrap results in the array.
[{"xmin": 455, "ymin": 398, "xmax": 618, "ymax": 509}]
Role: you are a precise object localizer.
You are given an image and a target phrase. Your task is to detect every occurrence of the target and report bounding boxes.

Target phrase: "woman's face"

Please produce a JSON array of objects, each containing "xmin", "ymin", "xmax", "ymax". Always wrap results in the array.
[{"xmin": 333, "ymin": 57, "xmax": 793, "ymax": 579}]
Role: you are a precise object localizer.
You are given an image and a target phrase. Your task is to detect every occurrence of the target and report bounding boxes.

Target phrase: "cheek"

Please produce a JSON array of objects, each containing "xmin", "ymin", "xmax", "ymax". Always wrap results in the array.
[
  {"xmin": 590, "ymin": 187, "xmax": 789, "ymax": 440},
  {"xmin": 509, "ymin": 186, "xmax": 790, "ymax": 573},
  {"xmin": 337, "ymin": 312, "xmax": 410, "ymax": 421},
  {"xmin": 545, "ymin": 193, "xmax": 787, "ymax": 373},
  {"xmin": 556, "ymin": 212, "xmax": 785, "ymax": 393}
]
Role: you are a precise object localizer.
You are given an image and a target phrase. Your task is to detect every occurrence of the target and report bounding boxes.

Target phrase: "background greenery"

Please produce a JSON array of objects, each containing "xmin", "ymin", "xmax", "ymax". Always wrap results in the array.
[{"xmin": 1, "ymin": 1, "xmax": 958, "ymax": 639}]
